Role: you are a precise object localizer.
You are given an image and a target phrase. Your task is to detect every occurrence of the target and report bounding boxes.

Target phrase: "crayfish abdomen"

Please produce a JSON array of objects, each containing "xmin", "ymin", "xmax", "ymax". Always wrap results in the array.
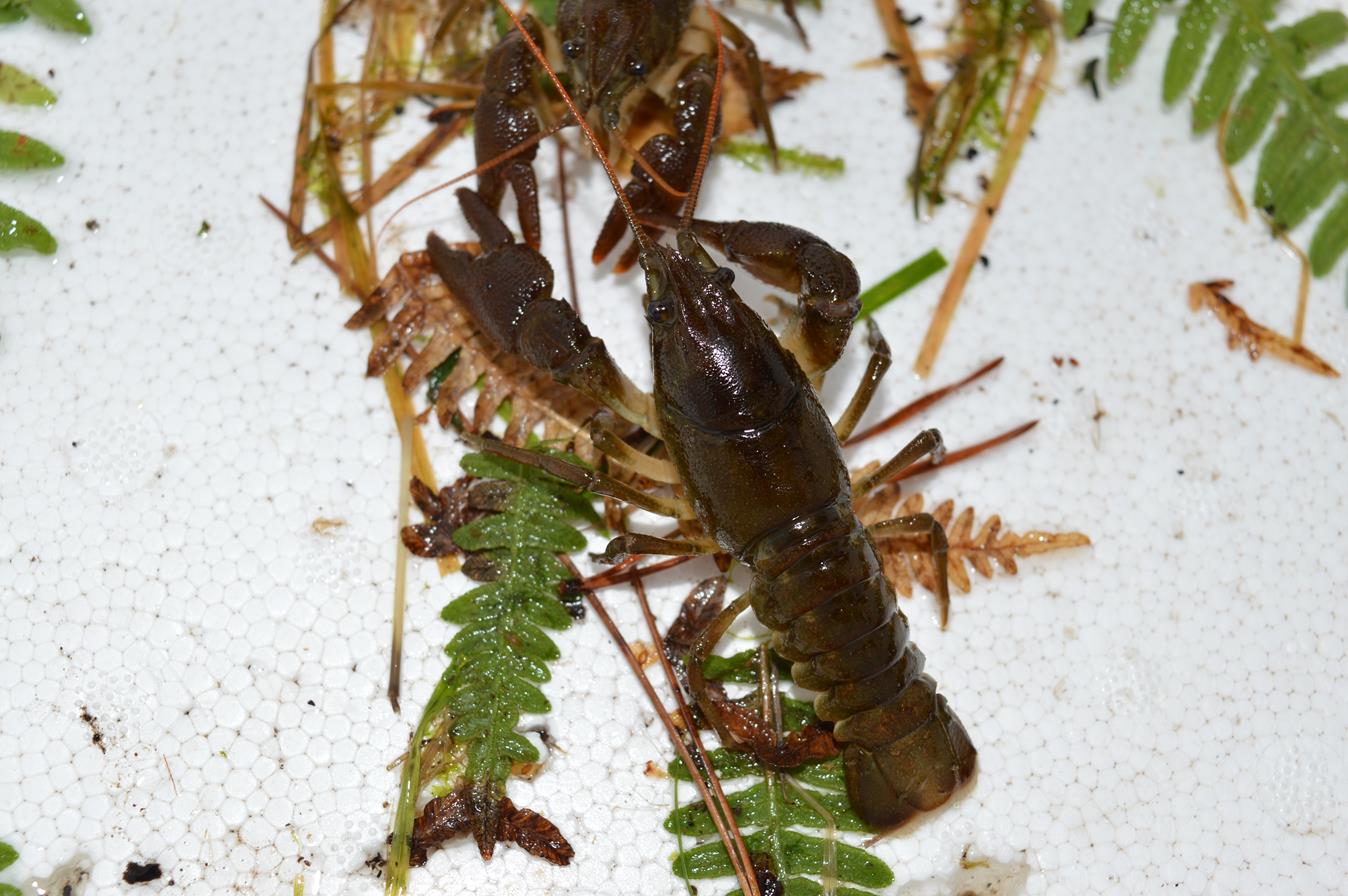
[{"xmin": 750, "ymin": 505, "xmax": 977, "ymax": 830}]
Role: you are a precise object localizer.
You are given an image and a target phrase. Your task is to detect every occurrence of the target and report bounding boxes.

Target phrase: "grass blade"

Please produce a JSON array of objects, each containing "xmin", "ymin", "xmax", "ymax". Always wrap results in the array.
[{"xmin": 858, "ymin": 249, "xmax": 947, "ymax": 318}]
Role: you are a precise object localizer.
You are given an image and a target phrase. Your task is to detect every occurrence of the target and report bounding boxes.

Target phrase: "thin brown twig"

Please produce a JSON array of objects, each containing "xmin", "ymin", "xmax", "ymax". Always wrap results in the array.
[
  {"xmin": 261, "ymin": 196, "xmax": 359, "ymax": 293},
  {"xmin": 557, "ymin": 140, "xmax": 581, "ymax": 314},
  {"xmin": 1216, "ymin": 106, "xmax": 1249, "ymax": 222},
  {"xmin": 844, "ymin": 357, "xmax": 1004, "ymax": 447},
  {"xmin": 631, "ymin": 574, "xmax": 759, "ymax": 896},
  {"xmin": 913, "ymin": 38, "xmax": 1056, "ymax": 377},
  {"xmin": 571, "ymin": 555, "xmax": 698, "ymax": 592},
  {"xmin": 1274, "ymin": 229, "xmax": 1311, "ymax": 345},
  {"xmin": 300, "ymin": 117, "xmax": 469, "ymax": 253},
  {"xmin": 873, "ymin": 0, "xmax": 935, "ymax": 121},
  {"xmin": 889, "ymin": 420, "xmax": 1039, "ymax": 482},
  {"xmin": 583, "ymin": 590, "xmax": 761, "ymax": 896},
  {"xmin": 389, "ymin": 411, "xmax": 414, "ymax": 712}
]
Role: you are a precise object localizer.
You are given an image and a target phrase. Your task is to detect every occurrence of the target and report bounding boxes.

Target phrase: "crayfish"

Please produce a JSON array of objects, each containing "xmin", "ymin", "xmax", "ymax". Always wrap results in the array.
[{"xmin": 354, "ymin": 4, "xmax": 976, "ymax": 831}]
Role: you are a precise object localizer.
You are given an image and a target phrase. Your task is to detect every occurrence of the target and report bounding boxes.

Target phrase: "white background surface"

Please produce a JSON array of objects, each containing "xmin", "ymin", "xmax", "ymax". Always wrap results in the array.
[{"xmin": 1, "ymin": 1, "xmax": 1345, "ymax": 894}]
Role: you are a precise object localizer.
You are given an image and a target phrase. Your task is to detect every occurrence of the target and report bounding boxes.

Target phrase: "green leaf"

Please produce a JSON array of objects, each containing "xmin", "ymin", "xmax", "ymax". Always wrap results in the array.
[
  {"xmin": 502, "ymin": 730, "xmax": 540, "ymax": 762},
  {"xmin": 1193, "ymin": 23, "xmax": 1255, "ymax": 133},
  {"xmin": 0, "ymin": 130, "xmax": 63, "ymax": 168},
  {"xmin": 741, "ymin": 879, "xmax": 880, "ymax": 896},
  {"xmin": 857, "ymin": 249, "xmax": 947, "ymax": 318},
  {"xmin": 424, "ymin": 348, "xmax": 460, "ymax": 403},
  {"xmin": 673, "ymin": 831, "xmax": 892, "ymax": 888},
  {"xmin": 1309, "ymin": 190, "xmax": 1348, "ymax": 275},
  {"xmin": 0, "ymin": 4, "xmax": 28, "ymax": 24},
  {"xmin": 1308, "ymin": 64, "xmax": 1348, "ymax": 103},
  {"xmin": 702, "ymin": 648, "xmax": 761, "ymax": 683},
  {"xmin": 1108, "ymin": 0, "xmax": 1165, "ymax": 84},
  {"xmin": 0, "ymin": 839, "xmax": 16, "ymax": 870},
  {"xmin": 1163, "ymin": 0, "xmax": 1223, "ymax": 103},
  {"xmin": 453, "ymin": 512, "xmax": 585, "ymax": 553},
  {"xmin": 22, "ymin": 0, "xmax": 91, "ymax": 34},
  {"xmin": 0, "ymin": 62, "xmax": 56, "ymax": 105},
  {"xmin": 528, "ymin": 0, "xmax": 558, "ymax": 26},
  {"xmin": 1272, "ymin": 142, "xmax": 1340, "ymax": 228},
  {"xmin": 0, "ymin": 885, "xmax": 22, "ymax": 896},
  {"xmin": 1253, "ymin": 111, "xmax": 1309, "ymax": 211},
  {"xmin": 1285, "ymin": 10, "xmax": 1348, "ymax": 55},
  {"xmin": 669, "ymin": 747, "xmax": 764, "ymax": 782},
  {"xmin": 1061, "ymin": 0, "xmax": 1097, "ymax": 38},
  {"xmin": 665, "ymin": 781, "xmax": 867, "ymax": 837},
  {"xmin": 791, "ymin": 757, "xmax": 847, "ymax": 791},
  {"xmin": 1223, "ymin": 66, "xmax": 1278, "ymax": 163},
  {"xmin": 0, "ymin": 201, "xmax": 56, "ymax": 253}
]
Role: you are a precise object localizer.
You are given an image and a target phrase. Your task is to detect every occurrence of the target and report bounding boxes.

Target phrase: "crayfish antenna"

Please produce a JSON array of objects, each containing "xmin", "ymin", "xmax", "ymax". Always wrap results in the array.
[{"xmin": 680, "ymin": 1, "xmax": 726, "ymax": 233}]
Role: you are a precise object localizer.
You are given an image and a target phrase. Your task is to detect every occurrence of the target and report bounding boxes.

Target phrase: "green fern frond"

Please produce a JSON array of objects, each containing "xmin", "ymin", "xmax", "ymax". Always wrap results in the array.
[
  {"xmin": 664, "ymin": 650, "xmax": 895, "ymax": 896},
  {"xmin": 1, "ymin": 5, "xmax": 91, "ymax": 254},
  {"xmin": 1081, "ymin": 0, "xmax": 1348, "ymax": 275},
  {"xmin": 721, "ymin": 139, "xmax": 845, "ymax": 177},
  {"xmin": 386, "ymin": 449, "xmax": 593, "ymax": 895}
]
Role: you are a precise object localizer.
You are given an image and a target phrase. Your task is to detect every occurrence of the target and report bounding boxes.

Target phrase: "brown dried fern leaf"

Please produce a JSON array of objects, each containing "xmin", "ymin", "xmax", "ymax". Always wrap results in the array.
[
  {"xmin": 406, "ymin": 786, "xmax": 574, "ymax": 868},
  {"xmin": 347, "ymin": 249, "xmax": 604, "ymax": 455},
  {"xmin": 1187, "ymin": 280, "xmax": 1339, "ymax": 378},
  {"xmin": 720, "ymin": 50, "xmax": 821, "ymax": 139},
  {"xmin": 856, "ymin": 481, "xmax": 1090, "ymax": 602}
]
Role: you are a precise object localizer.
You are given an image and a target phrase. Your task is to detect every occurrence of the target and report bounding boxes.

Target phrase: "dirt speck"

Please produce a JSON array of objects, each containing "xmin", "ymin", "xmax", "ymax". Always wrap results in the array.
[
  {"xmin": 123, "ymin": 861, "xmax": 163, "ymax": 884},
  {"xmin": 80, "ymin": 706, "xmax": 106, "ymax": 753}
]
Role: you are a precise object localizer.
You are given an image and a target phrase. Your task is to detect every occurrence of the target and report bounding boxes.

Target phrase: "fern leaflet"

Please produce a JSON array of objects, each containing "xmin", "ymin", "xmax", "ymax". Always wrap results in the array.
[
  {"xmin": 386, "ymin": 449, "xmax": 594, "ymax": 893},
  {"xmin": 665, "ymin": 649, "xmax": 894, "ymax": 896},
  {"xmin": 1071, "ymin": 0, "xmax": 1348, "ymax": 275}
]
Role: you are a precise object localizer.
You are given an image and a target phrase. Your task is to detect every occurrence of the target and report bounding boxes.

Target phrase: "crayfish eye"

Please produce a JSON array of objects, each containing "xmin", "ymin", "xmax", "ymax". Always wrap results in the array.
[
  {"xmin": 562, "ymin": 39, "xmax": 583, "ymax": 58},
  {"xmin": 713, "ymin": 266, "xmax": 735, "ymax": 288},
  {"xmin": 646, "ymin": 298, "xmax": 676, "ymax": 327},
  {"xmin": 626, "ymin": 58, "xmax": 647, "ymax": 77}
]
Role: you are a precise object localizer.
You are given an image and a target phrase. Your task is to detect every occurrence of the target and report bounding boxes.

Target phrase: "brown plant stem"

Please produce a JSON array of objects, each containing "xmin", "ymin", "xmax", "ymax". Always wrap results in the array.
[
  {"xmin": 874, "ymin": 0, "xmax": 935, "ymax": 121},
  {"xmin": 913, "ymin": 40, "xmax": 1057, "ymax": 377},
  {"xmin": 583, "ymin": 589, "xmax": 761, "ymax": 896}
]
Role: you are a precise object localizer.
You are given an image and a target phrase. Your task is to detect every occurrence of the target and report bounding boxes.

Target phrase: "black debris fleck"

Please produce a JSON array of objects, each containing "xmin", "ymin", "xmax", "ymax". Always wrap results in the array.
[{"xmin": 123, "ymin": 862, "xmax": 163, "ymax": 884}]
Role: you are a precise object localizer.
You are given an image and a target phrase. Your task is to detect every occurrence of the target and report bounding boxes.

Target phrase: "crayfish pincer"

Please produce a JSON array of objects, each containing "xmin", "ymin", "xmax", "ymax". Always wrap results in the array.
[{"xmin": 472, "ymin": 0, "xmax": 780, "ymax": 271}]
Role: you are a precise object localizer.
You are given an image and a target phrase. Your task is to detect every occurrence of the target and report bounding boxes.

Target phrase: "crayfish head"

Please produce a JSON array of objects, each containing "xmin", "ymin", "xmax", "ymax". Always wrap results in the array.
[
  {"xmin": 642, "ymin": 234, "xmax": 802, "ymax": 434},
  {"xmin": 558, "ymin": 0, "xmax": 680, "ymax": 129}
]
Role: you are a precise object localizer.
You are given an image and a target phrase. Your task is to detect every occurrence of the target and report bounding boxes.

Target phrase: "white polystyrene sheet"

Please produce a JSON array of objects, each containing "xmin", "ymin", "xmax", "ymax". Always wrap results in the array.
[{"xmin": 1, "ymin": 2, "xmax": 1345, "ymax": 895}]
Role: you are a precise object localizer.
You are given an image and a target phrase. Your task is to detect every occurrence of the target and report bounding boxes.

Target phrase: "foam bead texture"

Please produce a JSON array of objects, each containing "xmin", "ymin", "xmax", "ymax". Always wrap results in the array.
[{"xmin": 1, "ymin": 1, "xmax": 1345, "ymax": 894}]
